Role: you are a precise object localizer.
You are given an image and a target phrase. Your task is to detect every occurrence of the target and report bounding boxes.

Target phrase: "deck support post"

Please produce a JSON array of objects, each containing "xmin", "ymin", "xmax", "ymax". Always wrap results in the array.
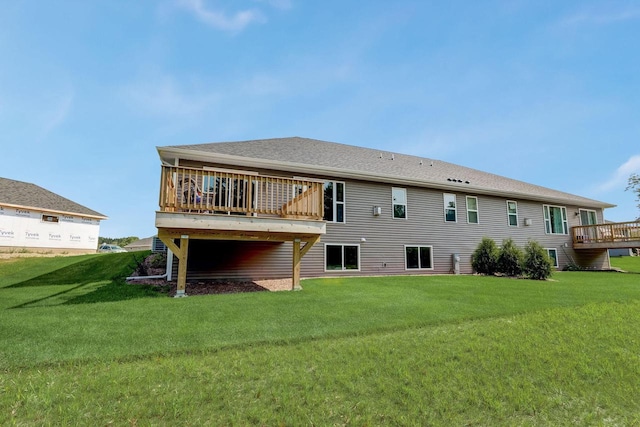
[
  {"xmin": 292, "ymin": 239, "xmax": 301, "ymax": 290},
  {"xmin": 175, "ymin": 235, "xmax": 190, "ymax": 297},
  {"xmin": 291, "ymin": 235, "xmax": 321, "ymax": 291},
  {"xmin": 157, "ymin": 229, "xmax": 190, "ymax": 297}
]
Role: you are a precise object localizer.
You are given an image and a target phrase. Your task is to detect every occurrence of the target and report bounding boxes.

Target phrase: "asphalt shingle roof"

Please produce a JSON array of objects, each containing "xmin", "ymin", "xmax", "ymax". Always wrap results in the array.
[
  {"xmin": 160, "ymin": 136, "xmax": 613, "ymax": 208},
  {"xmin": 0, "ymin": 177, "xmax": 106, "ymax": 218}
]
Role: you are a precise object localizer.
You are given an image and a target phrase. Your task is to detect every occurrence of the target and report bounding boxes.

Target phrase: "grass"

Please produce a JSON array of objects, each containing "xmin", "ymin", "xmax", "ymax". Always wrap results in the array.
[
  {"xmin": 1, "ymin": 254, "xmax": 640, "ymax": 425},
  {"xmin": 611, "ymin": 254, "xmax": 640, "ymax": 273}
]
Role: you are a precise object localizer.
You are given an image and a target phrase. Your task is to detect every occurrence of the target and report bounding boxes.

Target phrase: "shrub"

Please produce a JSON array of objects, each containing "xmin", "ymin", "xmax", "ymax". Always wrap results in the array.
[
  {"xmin": 150, "ymin": 252, "xmax": 167, "ymax": 268},
  {"xmin": 563, "ymin": 262, "xmax": 583, "ymax": 272},
  {"xmin": 472, "ymin": 237, "xmax": 499, "ymax": 275},
  {"xmin": 523, "ymin": 240, "xmax": 552, "ymax": 280},
  {"xmin": 498, "ymin": 238, "xmax": 524, "ymax": 277}
]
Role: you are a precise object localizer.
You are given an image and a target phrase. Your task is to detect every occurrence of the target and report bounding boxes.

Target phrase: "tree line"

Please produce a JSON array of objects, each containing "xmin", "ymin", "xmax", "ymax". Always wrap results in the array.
[{"xmin": 98, "ymin": 236, "xmax": 139, "ymax": 247}]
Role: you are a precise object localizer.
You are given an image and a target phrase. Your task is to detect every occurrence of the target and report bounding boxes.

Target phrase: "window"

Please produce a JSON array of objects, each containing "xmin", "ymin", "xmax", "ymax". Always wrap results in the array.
[
  {"xmin": 543, "ymin": 205, "xmax": 568, "ymax": 235},
  {"xmin": 466, "ymin": 196, "xmax": 479, "ymax": 224},
  {"xmin": 405, "ymin": 246, "xmax": 433, "ymax": 270},
  {"xmin": 580, "ymin": 209, "xmax": 597, "ymax": 225},
  {"xmin": 42, "ymin": 214, "xmax": 59, "ymax": 223},
  {"xmin": 443, "ymin": 193, "xmax": 457, "ymax": 222},
  {"xmin": 507, "ymin": 201, "xmax": 518, "ymax": 227},
  {"xmin": 292, "ymin": 183, "xmax": 308, "ymax": 197},
  {"xmin": 324, "ymin": 181, "xmax": 345, "ymax": 223},
  {"xmin": 545, "ymin": 248, "xmax": 559, "ymax": 268},
  {"xmin": 325, "ymin": 244, "xmax": 359, "ymax": 271},
  {"xmin": 392, "ymin": 187, "xmax": 407, "ymax": 219},
  {"xmin": 202, "ymin": 176, "xmax": 253, "ymax": 210}
]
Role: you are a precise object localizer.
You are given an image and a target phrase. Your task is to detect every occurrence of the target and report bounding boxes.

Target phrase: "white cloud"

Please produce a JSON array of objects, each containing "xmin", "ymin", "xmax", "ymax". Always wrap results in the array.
[
  {"xmin": 254, "ymin": 0, "xmax": 292, "ymax": 10},
  {"xmin": 561, "ymin": 6, "xmax": 640, "ymax": 26},
  {"xmin": 121, "ymin": 74, "xmax": 216, "ymax": 117},
  {"xmin": 176, "ymin": 0, "xmax": 265, "ymax": 32},
  {"xmin": 595, "ymin": 155, "xmax": 640, "ymax": 192}
]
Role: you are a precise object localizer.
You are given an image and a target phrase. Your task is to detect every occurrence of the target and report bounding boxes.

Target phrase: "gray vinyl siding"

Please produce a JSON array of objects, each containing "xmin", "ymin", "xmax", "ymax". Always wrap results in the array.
[
  {"xmin": 171, "ymin": 175, "xmax": 610, "ymax": 280},
  {"xmin": 302, "ymin": 179, "xmax": 607, "ymax": 277},
  {"xmin": 171, "ymin": 240, "xmax": 293, "ymax": 281}
]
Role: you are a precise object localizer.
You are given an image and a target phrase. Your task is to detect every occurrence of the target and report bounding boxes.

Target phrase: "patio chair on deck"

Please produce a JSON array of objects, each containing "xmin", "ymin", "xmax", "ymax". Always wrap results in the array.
[{"xmin": 177, "ymin": 177, "xmax": 204, "ymax": 211}]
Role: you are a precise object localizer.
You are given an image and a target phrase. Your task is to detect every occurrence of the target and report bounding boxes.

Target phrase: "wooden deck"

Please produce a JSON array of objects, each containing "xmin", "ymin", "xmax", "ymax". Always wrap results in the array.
[
  {"xmin": 158, "ymin": 165, "xmax": 324, "ymax": 219},
  {"xmin": 155, "ymin": 165, "xmax": 326, "ymax": 296},
  {"xmin": 572, "ymin": 221, "xmax": 640, "ymax": 249}
]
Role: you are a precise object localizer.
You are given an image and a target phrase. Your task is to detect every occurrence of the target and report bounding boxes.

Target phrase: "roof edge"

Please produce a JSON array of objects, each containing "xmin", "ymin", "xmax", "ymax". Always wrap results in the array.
[
  {"xmin": 157, "ymin": 146, "xmax": 615, "ymax": 210},
  {"xmin": 0, "ymin": 202, "xmax": 108, "ymax": 220}
]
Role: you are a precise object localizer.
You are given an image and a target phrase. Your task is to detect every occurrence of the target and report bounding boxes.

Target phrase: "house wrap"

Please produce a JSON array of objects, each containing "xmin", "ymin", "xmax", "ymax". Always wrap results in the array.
[{"xmin": 0, "ymin": 177, "xmax": 106, "ymax": 254}]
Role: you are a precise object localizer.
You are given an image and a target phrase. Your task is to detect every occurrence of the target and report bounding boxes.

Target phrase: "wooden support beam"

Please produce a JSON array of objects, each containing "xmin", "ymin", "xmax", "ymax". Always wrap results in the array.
[
  {"xmin": 175, "ymin": 235, "xmax": 189, "ymax": 297},
  {"xmin": 300, "ymin": 235, "xmax": 320, "ymax": 258},
  {"xmin": 157, "ymin": 229, "xmax": 190, "ymax": 297},
  {"xmin": 157, "ymin": 229, "xmax": 181, "ymax": 256},
  {"xmin": 291, "ymin": 235, "xmax": 321, "ymax": 291},
  {"xmin": 292, "ymin": 239, "xmax": 301, "ymax": 291},
  {"xmin": 155, "ymin": 225, "xmax": 323, "ymax": 243}
]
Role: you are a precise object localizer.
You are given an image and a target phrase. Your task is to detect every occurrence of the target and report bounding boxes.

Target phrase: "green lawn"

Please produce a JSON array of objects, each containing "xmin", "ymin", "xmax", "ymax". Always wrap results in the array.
[
  {"xmin": 1, "ymin": 253, "xmax": 640, "ymax": 425},
  {"xmin": 611, "ymin": 254, "xmax": 640, "ymax": 273}
]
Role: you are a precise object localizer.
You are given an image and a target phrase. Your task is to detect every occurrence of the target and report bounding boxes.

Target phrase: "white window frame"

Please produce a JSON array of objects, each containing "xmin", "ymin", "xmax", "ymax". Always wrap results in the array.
[
  {"xmin": 543, "ymin": 205, "xmax": 569, "ymax": 235},
  {"xmin": 443, "ymin": 193, "xmax": 457, "ymax": 222},
  {"xmin": 292, "ymin": 183, "xmax": 308, "ymax": 197},
  {"xmin": 404, "ymin": 245, "xmax": 434, "ymax": 270},
  {"xmin": 324, "ymin": 243, "xmax": 360, "ymax": 272},
  {"xmin": 392, "ymin": 187, "xmax": 407, "ymax": 219},
  {"xmin": 545, "ymin": 248, "xmax": 559, "ymax": 268},
  {"xmin": 324, "ymin": 181, "xmax": 346, "ymax": 223},
  {"xmin": 506, "ymin": 200, "xmax": 518, "ymax": 227},
  {"xmin": 579, "ymin": 209, "xmax": 597, "ymax": 226},
  {"xmin": 466, "ymin": 196, "xmax": 479, "ymax": 224}
]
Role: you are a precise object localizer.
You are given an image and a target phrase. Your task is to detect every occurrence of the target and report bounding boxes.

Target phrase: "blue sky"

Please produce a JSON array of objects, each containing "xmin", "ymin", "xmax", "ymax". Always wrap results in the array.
[{"xmin": 1, "ymin": 0, "xmax": 639, "ymax": 238}]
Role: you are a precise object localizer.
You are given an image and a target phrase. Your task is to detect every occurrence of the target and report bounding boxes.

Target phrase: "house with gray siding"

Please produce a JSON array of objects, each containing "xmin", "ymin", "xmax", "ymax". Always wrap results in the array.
[{"xmin": 155, "ymin": 137, "xmax": 639, "ymax": 296}]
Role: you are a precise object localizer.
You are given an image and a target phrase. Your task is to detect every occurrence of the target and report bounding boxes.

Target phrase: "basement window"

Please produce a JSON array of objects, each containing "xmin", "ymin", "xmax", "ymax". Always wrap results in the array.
[
  {"xmin": 405, "ymin": 245, "xmax": 434, "ymax": 270},
  {"xmin": 545, "ymin": 248, "xmax": 559, "ymax": 268},
  {"xmin": 325, "ymin": 244, "xmax": 360, "ymax": 271}
]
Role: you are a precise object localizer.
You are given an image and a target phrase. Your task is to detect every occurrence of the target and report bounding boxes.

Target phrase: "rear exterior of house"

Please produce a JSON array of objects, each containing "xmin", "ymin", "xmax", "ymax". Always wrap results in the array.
[
  {"xmin": 0, "ymin": 177, "xmax": 106, "ymax": 254},
  {"xmin": 155, "ymin": 137, "xmax": 636, "ymax": 294},
  {"xmin": 179, "ymin": 179, "xmax": 610, "ymax": 279}
]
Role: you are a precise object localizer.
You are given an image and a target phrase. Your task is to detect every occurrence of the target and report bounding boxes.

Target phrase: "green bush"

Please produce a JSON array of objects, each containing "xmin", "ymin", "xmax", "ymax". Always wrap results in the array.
[
  {"xmin": 150, "ymin": 252, "xmax": 167, "ymax": 268},
  {"xmin": 523, "ymin": 240, "xmax": 552, "ymax": 280},
  {"xmin": 563, "ymin": 262, "xmax": 584, "ymax": 272},
  {"xmin": 498, "ymin": 238, "xmax": 524, "ymax": 277},
  {"xmin": 472, "ymin": 237, "xmax": 499, "ymax": 275}
]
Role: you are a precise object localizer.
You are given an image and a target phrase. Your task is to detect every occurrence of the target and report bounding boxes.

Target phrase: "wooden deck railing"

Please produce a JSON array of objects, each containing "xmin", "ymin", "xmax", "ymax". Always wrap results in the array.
[
  {"xmin": 159, "ymin": 165, "xmax": 324, "ymax": 220},
  {"xmin": 572, "ymin": 221, "xmax": 640, "ymax": 245}
]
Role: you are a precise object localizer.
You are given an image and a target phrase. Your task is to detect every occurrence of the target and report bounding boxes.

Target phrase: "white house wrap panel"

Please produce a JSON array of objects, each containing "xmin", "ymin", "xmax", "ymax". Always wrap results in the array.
[
  {"xmin": 0, "ymin": 207, "xmax": 100, "ymax": 250},
  {"xmin": 0, "ymin": 177, "xmax": 106, "ymax": 253}
]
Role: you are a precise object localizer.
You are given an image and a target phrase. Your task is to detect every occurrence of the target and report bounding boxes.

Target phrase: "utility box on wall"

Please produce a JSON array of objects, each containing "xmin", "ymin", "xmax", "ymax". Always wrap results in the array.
[{"xmin": 452, "ymin": 253, "xmax": 461, "ymax": 275}]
